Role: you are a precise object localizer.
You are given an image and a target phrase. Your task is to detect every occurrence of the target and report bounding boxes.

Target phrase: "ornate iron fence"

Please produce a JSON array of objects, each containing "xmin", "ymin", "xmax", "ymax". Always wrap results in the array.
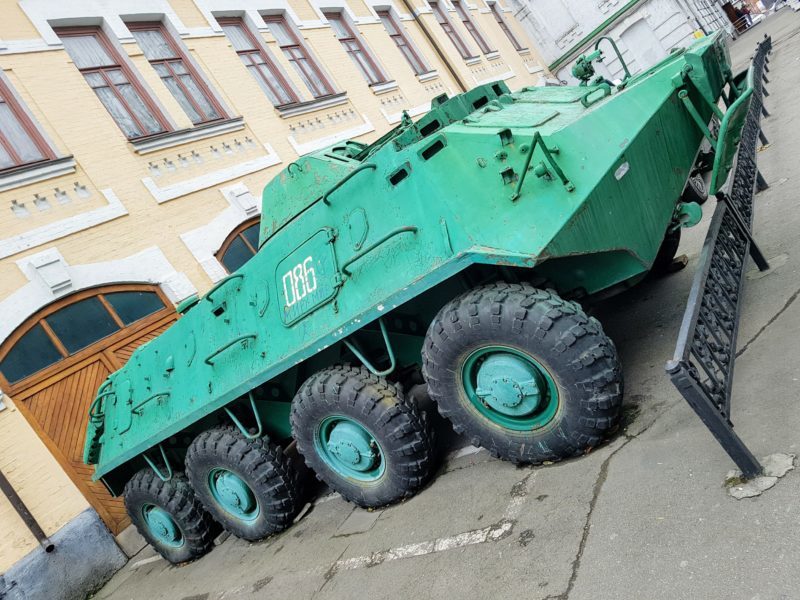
[{"xmin": 666, "ymin": 35, "xmax": 773, "ymax": 479}]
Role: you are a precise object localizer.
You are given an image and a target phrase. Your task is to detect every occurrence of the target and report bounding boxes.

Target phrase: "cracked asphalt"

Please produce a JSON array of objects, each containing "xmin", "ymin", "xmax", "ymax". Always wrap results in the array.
[{"xmin": 96, "ymin": 12, "xmax": 800, "ymax": 600}]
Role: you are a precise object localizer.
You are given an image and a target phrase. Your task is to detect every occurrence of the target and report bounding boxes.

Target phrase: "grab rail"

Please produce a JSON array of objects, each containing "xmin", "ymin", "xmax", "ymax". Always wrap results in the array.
[{"xmin": 321, "ymin": 164, "xmax": 376, "ymax": 205}]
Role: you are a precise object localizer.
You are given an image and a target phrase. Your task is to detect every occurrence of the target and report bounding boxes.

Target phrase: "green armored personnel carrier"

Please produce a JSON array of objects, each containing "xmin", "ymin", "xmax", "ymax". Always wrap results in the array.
[{"xmin": 84, "ymin": 31, "xmax": 757, "ymax": 562}]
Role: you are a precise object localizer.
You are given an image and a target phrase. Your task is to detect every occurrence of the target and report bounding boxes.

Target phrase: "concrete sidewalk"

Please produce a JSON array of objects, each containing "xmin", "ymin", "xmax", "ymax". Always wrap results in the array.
[{"xmin": 96, "ymin": 12, "xmax": 800, "ymax": 600}]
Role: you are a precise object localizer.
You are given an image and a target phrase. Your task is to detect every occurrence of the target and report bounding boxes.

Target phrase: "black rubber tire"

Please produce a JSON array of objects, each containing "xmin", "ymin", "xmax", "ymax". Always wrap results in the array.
[
  {"xmin": 291, "ymin": 365, "xmax": 435, "ymax": 508},
  {"xmin": 682, "ymin": 173, "xmax": 708, "ymax": 205},
  {"xmin": 422, "ymin": 283, "xmax": 623, "ymax": 465},
  {"xmin": 651, "ymin": 227, "xmax": 682, "ymax": 275},
  {"xmin": 124, "ymin": 469, "xmax": 214, "ymax": 564},
  {"xmin": 185, "ymin": 426, "xmax": 301, "ymax": 541}
]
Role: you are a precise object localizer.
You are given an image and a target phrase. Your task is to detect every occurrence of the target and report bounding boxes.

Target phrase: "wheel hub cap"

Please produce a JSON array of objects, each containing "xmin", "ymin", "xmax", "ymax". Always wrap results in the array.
[
  {"xmin": 475, "ymin": 353, "xmax": 545, "ymax": 417},
  {"xmin": 215, "ymin": 471, "xmax": 256, "ymax": 512},
  {"xmin": 143, "ymin": 506, "xmax": 181, "ymax": 546},
  {"xmin": 326, "ymin": 421, "xmax": 377, "ymax": 472}
]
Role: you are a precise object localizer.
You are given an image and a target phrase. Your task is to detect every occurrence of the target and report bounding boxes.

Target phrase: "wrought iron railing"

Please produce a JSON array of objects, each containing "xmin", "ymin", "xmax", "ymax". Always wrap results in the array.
[{"xmin": 666, "ymin": 35, "xmax": 772, "ymax": 479}]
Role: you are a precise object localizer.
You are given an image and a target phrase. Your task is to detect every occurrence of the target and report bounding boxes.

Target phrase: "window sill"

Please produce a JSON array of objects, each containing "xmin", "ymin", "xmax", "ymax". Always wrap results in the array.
[
  {"xmin": 132, "ymin": 117, "xmax": 245, "ymax": 155},
  {"xmin": 416, "ymin": 70, "xmax": 440, "ymax": 83},
  {"xmin": 277, "ymin": 93, "xmax": 348, "ymax": 118},
  {"xmin": 517, "ymin": 48, "xmax": 531, "ymax": 56},
  {"xmin": 485, "ymin": 51, "xmax": 501, "ymax": 61},
  {"xmin": 465, "ymin": 56, "xmax": 482, "ymax": 66},
  {"xmin": 0, "ymin": 156, "xmax": 77, "ymax": 193},
  {"xmin": 370, "ymin": 80, "xmax": 399, "ymax": 95}
]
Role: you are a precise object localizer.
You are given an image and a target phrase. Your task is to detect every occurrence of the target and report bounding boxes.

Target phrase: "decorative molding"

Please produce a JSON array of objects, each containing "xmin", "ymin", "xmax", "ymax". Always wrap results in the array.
[
  {"xmin": 180, "ymin": 182, "xmax": 261, "ymax": 283},
  {"xmin": 17, "ymin": 0, "xmax": 191, "ymax": 45},
  {"xmin": 277, "ymin": 93, "xmax": 349, "ymax": 118},
  {"xmin": 132, "ymin": 118, "xmax": 245, "ymax": 155},
  {"xmin": 474, "ymin": 69, "xmax": 515, "ymax": 85},
  {"xmin": 191, "ymin": 0, "xmax": 309, "ymax": 35},
  {"xmin": 0, "ymin": 189, "xmax": 128, "ymax": 260},
  {"xmin": 416, "ymin": 70, "xmax": 440, "ymax": 83},
  {"xmin": 380, "ymin": 101, "xmax": 430, "ymax": 125},
  {"xmin": 142, "ymin": 144, "xmax": 281, "ymax": 203},
  {"xmin": 1, "ymin": 246, "xmax": 196, "ymax": 343},
  {"xmin": 371, "ymin": 80, "xmax": 400, "ymax": 95},
  {"xmin": 287, "ymin": 115, "xmax": 375, "ymax": 156},
  {"xmin": 0, "ymin": 38, "xmax": 59, "ymax": 55},
  {"xmin": 0, "ymin": 157, "xmax": 76, "ymax": 193}
]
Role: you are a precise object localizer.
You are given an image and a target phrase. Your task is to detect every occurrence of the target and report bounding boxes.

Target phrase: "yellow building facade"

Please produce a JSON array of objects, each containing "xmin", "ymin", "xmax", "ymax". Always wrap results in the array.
[{"xmin": 0, "ymin": 0, "xmax": 546, "ymax": 572}]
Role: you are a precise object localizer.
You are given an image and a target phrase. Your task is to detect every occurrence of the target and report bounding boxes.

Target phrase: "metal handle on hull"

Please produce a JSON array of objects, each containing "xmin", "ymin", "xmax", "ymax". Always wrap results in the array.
[
  {"xmin": 341, "ymin": 226, "xmax": 418, "ymax": 276},
  {"xmin": 204, "ymin": 334, "xmax": 257, "ymax": 365},
  {"xmin": 321, "ymin": 164, "xmax": 376, "ymax": 205}
]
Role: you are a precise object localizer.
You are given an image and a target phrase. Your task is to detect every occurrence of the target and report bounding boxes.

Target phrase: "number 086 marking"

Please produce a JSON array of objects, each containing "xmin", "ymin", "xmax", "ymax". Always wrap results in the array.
[{"xmin": 282, "ymin": 256, "xmax": 317, "ymax": 308}]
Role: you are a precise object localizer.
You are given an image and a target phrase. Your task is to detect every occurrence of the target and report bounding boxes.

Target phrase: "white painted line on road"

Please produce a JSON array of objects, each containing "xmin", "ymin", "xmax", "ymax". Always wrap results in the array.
[
  {"xmin": 129, "ymin": 555, "xmax": 164, "ymax": 570},
  {"xmin": 449, "ymin": 444, "xmax": 482, "ymax": 459},
  {"xmin": 316, "ymin": 470, "xmax": 536, "ymax": 575},
  {"xmin": 330, "ymin": 520, "xmax": 514, "ymax": 572}
]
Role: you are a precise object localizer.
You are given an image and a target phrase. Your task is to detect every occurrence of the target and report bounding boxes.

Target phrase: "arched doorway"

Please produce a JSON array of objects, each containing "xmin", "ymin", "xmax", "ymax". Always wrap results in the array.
[{"xmin": 0, "ymin": 284, "xmax": 177, "ymax": 534}]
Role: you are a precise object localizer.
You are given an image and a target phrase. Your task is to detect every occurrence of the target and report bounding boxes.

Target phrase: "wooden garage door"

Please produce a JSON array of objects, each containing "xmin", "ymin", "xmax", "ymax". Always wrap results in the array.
[{"xmin": 0, "ymin": 285, "xmax": 177, "ymax": 534}]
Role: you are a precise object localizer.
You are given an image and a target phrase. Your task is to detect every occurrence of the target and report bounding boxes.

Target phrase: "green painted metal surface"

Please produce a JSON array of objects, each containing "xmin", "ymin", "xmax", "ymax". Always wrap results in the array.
[
  {"xmin": 208, "ymin": 468, "xmax": 260, "ymax": 521},
  {"xmin": 315, "ymin": 416, "xmax": 385, "ymax": 481},
  {"xmin": 141, "ymin": 504, "xmax": 184, "ymax": 548},
  {"xmin": 462, "ymin": 346, "xmax": 559, "ymax": 430},
  {"xmin": 84, "ymin": 32, "xmax": 754, "ymax": 492}
]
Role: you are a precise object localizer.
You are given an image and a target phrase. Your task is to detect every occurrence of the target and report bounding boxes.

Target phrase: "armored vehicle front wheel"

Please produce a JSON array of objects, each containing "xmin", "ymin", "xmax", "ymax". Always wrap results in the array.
[
  {"xmin": 185, "ymin": 426, "xmax": 302, "ymax": 541},
  {"xmin": 291, "ymin": 365, "xmax": 435, "ymax": 508},
  {"xmin": 124, "ymin": 469, "xmax": 214, "ymax": 564},
  {"xmin": 422, "ymin": 283, "xmax": 623, "ymax": 465},
  {"xmin": 683, "ymin": 173, "xmax": 708, "ymax": 205}
]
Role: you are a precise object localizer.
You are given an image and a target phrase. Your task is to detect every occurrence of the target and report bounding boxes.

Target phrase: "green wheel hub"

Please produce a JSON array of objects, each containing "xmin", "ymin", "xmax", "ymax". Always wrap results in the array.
[
  {"xmin": 315, "ymin": 416, "xmax": 385, "ymax": 482},
  {"xmin": 462, "ymin": 346, "xmax": 559, "ymax": 431},
  {"xmin": 141, "ymin": 504, "xmax": 184, "ymax": 548},
  {"xmin": 208, "ymin": 468, "xmax": 259, "ymax": 521}
]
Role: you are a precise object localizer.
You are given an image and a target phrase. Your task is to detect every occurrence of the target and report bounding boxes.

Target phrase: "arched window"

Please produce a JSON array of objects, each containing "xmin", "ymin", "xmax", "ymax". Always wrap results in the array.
[
  {"xmin": 216, "ymin": 217, "xmax": 260, "ymax": 273},
  {"xmin": 0, "ymin": 285, "xmax": 169, "ymax": 387}
]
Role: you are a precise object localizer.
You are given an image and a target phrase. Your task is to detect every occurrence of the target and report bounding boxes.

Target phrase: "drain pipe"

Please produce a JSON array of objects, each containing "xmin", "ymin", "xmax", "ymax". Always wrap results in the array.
[
  {"xmin": 0, "ymin": 468, "xmax": 54, "ymax": 553},
  {"xmin": 400, "ymin": 0, "xmax": 469, "ymax": 92}
]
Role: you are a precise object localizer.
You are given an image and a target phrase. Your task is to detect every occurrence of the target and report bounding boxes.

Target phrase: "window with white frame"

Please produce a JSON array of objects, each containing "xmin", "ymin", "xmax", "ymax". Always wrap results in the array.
[
  {"xmin": 324, "ymin": 11, "xmax": 386, "ymax": 85},
  {"xmin": 451, "ymin": 0, "xmax": 494, "ymax": 54},
  {"xmin": 129, "ymin": 22, "xmax": 227, "ymax": 125},
  {"xmin": 429, "ymin": 1, "xmax": 475, "ymax": 60},
  {"xmin": 219, "ymin": 17, "xmax": 299, "ymax": 106},
  {"xmin": 263, "ymin": 15, "xmax": 335, "ymax": 98},
  {"xmin": 377, "ymin": 10, "xmax": 430, "ymax": 76},
  {"xmin": 57, "ymin": 27, "xmax": 171, "ymax": 139}
]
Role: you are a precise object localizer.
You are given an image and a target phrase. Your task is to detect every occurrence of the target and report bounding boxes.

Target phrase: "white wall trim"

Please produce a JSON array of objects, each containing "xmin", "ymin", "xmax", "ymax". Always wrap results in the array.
[
  {"xmin": 0, "ymin": 189, "xmax": 128, "ymax": 260},
  {"xmin": 18, "ymin": 0, "xmax": 191, "ymax": 45},
  {"xmin": 180, "ymin": 182, "xmax": 261, "ymax": 283},
  {"xmin": 380, "ymin": 101, "xmax": 430, "ymax": 125},
  {"xmin": 287, "ymin": 115, "xmax": 375, "ymax": 156},
  {"xmin": 131, "ymin": 118, "xmax": 245, "ymax": 155},
  {"xmin": 0, "ymin": 246, "xmax": 196, "ymax": 344},
  {"xmin": 0, "ymin": 158, "xmax": 76, "ymax": 193},
  {"xmin": 191, "ymin": 0, "xmax": 307, "ymax": 34},
  {"xmin": 142, "ymin": 144, "xmax": 281, "ymax": 203},
  {"xmin": 473, "ymin": 69, "xmax": 515, "ymax": 85}
]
